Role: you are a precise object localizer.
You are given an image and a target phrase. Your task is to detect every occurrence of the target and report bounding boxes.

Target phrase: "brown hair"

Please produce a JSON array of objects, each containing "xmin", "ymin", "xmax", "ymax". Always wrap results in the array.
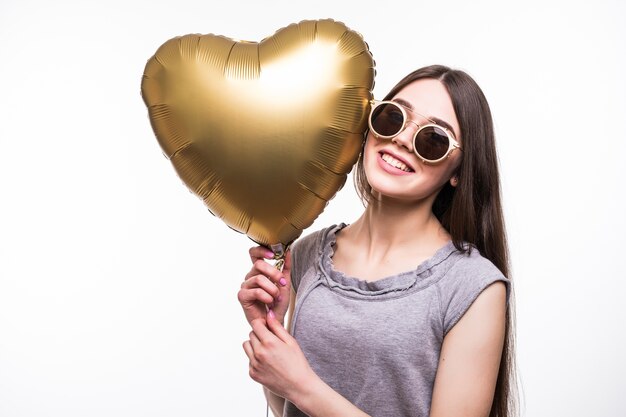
[{"xmin": 355, "ymin": 65, "xmax": 519, "ymax": 417}]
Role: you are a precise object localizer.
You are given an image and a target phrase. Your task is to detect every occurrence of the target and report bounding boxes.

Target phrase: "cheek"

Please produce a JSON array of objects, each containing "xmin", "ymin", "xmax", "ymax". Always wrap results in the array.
[
  {"xmin": 434, "ymin": 159, "xmax": 461, "ymax": 189},
  {"xmin": 363, "ymin": 134, "xmax": 379, "ymax": 161},
  {"xmin": 361, "ymin": 137, "xmax": 371, "ymax": 162},
  {"xmin": 363, "ymin": 134, "xmax": 374, "ymax": 151},
  {"xmin": 362, "ymin": 137, "xmax": 379, "ymax": 174},
  {"xmin": 446, "ymin": 153, "xmax": 462, "ymax": 176}
]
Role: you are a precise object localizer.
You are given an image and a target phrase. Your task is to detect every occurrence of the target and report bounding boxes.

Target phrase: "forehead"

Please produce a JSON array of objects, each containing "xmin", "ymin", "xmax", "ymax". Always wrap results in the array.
[{"xmin": 392, "ymin": 79, "xmax": 461, "ymax": 139}]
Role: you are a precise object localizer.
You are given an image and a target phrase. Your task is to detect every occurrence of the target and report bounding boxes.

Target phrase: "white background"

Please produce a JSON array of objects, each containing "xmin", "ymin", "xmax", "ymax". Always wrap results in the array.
[{"xmin": 1, "ymin": 0, "xmax": 625, "ymax": 416}]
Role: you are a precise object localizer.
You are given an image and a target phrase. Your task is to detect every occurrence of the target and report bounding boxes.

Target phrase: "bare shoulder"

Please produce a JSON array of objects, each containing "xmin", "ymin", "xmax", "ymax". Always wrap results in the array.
[
  {"xmin": 445, "ymin": 280, "xmax": 507, "ymax": 352},
  {"xmin": 458, "ymin": 280, "xmax": 507, "ymax": 323},
  {"xmin": 430, "ymin": 281, "xmax": 507, "ymax": 417}
]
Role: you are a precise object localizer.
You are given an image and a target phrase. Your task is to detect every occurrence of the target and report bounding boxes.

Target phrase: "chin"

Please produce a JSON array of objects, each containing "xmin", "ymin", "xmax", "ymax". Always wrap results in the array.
[
  {"xmin": 368, "ymin": 180, "xmax": 413, "ymax": 202},
  {"xmin": 367, "ymin": 172, "xmax": 443, "ymax": 204}
]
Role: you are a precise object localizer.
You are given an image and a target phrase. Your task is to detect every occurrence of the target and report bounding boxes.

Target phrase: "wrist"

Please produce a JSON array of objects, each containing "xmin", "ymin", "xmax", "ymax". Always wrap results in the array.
[
  {"xmin": 288, "ymin": 372, "xmax": 370, "ymax": 417},
  {"xmin": 289, "ymin": 370, "xmax": 327, "ymax": 416}
]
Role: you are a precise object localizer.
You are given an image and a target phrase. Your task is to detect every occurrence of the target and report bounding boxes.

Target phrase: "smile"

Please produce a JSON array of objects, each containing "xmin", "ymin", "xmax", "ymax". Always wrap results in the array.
[{"xmin": 379, "ymin": 152, "xmax": 414, "ymax": 173}]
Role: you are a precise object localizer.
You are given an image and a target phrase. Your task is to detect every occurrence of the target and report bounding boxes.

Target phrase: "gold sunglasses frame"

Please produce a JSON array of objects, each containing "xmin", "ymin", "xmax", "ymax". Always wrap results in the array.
[{"xmin": 368, "ymin": 100, "xmax": 462, "ymax": 164}]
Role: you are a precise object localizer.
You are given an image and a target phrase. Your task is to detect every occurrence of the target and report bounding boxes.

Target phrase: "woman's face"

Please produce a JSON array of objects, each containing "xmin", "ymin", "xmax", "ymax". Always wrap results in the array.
[{"xmin": 363, "ymin": 78, "xmax": 463, "ymax": 203}]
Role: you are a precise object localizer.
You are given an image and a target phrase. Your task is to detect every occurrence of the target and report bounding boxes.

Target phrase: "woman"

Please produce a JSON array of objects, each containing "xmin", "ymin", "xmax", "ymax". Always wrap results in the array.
[{"xmin": 238, "ymin": 65, "xmax": 518, "ymax": 417}]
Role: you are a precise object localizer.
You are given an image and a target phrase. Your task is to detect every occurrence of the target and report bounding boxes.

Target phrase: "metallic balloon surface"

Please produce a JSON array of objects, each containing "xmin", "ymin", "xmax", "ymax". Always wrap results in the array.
[{"xmin": 141, "ymin": 19, "xmax": 375, "ymax": 248}]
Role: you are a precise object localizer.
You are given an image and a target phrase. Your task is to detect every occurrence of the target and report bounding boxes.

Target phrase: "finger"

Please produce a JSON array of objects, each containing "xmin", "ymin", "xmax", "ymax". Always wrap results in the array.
[
  {"xmin": 276, "ymin": 250, "xmax": 292, "ymax": 289},
  {"xmin": 242, "ymin": 340, "xmax": 256, "ymax": 364},
  {"xmin": 275, "ymin": 279, "xmax": 291, "ymax": 306},
  {"xmin": 251, "ymin": 259, "xmax": 287, "ymax": 286},
  {"xmin": 243, "ymin": 340, "xmax": 263, "ymax": 383},
  {"xmin": 240, "ymin": 275, "xmax": 281, "ymax": 299},
  {"xmin": 266, "ymin": 309, "xmax": 293, "ymax": 344},
  {"xmin": 243, "ymin": 261, "xmax": 272, "ymax": 281},
  {"xmin": 248, "ymin": 329, "xmax": 262, "ymax": 351},
  {"xmin": 244, "ymin": 258, "xmax": 284, "ymax": 283},
  {"xmin": 237, "ymin": 287, "xmax": 275, "ymax": 305},
  {"xmin": 251, "ymin": 318, "xmax": 275, "ymax": 344},
  {"xmin": 249, "ymin": 246, "xmax": 275, "ymax": 264}
]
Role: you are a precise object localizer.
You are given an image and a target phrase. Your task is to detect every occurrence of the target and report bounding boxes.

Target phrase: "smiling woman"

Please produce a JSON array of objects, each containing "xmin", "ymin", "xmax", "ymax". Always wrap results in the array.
[
  {"xmin": 239, "ymin": 65, "xmax": 518, "ymax": 417},
  {"xmin": 1, "ymin": 1, "xmax": 625, "ymax": 416},
  {"xmin": 362, "ymin": 79, "xmax": 463, "ymax": 202}
]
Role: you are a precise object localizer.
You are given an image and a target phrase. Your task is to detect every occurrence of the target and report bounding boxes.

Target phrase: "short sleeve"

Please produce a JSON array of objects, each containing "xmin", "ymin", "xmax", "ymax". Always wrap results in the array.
[{"xmin": 438, "ymin": 251, "xmax": 511, "ymax": 336}]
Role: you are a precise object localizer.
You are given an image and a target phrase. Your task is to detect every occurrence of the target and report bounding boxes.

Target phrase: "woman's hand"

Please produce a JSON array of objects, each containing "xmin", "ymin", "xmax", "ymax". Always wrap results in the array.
[
  {"xmin": 242, "ymin": 311, "xmax": 317, "ymax": 402},
  {"xmin": 243, "ymin": 313, "xmax": 372, "ymax": 417},
  {"xmin": 238, "ymin": 247, "xmax": 292, "ymax": 326}
]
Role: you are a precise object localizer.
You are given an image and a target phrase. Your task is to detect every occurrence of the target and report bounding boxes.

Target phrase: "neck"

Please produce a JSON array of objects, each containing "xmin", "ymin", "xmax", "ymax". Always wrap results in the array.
[{"xmin": 348, "ymin": 193, "xmax": 449, "ymax": 259}]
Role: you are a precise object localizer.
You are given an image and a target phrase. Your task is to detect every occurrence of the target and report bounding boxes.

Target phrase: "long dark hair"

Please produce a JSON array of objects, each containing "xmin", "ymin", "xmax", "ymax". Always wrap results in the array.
[{"xmin": 355, "ymin": 65, "xmax": 518, "ymax": 417}]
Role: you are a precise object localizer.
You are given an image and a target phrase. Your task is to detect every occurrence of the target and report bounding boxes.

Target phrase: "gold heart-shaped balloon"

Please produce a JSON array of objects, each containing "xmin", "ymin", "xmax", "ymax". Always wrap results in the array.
[{"xmin": 141, "ymin": 19, "xmax": 375, "ymax": 249}]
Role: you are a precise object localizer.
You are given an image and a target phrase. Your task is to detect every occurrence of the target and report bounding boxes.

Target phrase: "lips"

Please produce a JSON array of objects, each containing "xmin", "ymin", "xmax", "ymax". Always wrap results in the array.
[{"xmin": 379, "ymin": 150, "xmax": 415, "ymax": 173}]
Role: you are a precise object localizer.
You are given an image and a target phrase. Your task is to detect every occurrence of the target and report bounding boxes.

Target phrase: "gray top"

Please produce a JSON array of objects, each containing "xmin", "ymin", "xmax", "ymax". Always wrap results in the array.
[{"xmin": 282, "ymin": 224, "xmax": 510, "ymax": 417}]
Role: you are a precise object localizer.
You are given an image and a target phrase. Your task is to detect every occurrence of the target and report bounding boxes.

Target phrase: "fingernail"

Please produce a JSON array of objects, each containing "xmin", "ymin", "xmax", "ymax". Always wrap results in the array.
[
  {"xmin": 268, "ymin": 309, "xmax": 275, "ymax": 319},
  {"xmin": 265, "ymin": 250, "xmax": 275, "ymax": 259},
  {"xmin": 277, "ymin": 294, "xmax": 282, "ymax": 302},
  {"xmin": 279, "ymin": 278, "xmax": 287, "ymax": 286}
]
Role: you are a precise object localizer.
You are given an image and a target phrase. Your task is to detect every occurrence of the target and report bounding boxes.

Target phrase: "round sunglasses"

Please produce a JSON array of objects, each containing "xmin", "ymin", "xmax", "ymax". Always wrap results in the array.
[{"xmin": 368, "ymin": 100, "xmax": 461, "ymax": 164}]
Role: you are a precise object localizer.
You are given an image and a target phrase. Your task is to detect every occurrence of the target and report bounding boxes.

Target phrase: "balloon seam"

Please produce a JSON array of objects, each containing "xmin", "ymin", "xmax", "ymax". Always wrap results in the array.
[
  {"xmin": 297, "ymin": 181, "xmax": 330, "ymax": 202},
  {"xmin": 223, "ymin": 42, "xmax": 237, "ymax": 76}
]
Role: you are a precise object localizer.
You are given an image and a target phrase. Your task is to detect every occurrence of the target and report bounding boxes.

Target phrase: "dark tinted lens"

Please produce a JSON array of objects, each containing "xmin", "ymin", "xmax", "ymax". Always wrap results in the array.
[
  {"xmin": 371, "ymin": 103, "xmax": 404, "ymax": 137},
  {"xmin": 414, "ymin": 126, "xmax": 450, "ymax": 161}
]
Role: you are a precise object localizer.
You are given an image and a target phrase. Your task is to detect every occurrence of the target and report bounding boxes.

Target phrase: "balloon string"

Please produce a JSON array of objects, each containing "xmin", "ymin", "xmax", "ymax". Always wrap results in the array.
[
  {"xmin": 274, "ymin": 257, "xmax": 285, "ymax": 272},
  {"xmin": 270, "ymin": 242, "xmax": 289, "ymax": 272},
  {"xmin": 264, "ymin": 245, "xmax": 289, "ymax": 417},
  {"xmin": 265, "ymin": 249, "xmax": 287, "ymax": 314}
]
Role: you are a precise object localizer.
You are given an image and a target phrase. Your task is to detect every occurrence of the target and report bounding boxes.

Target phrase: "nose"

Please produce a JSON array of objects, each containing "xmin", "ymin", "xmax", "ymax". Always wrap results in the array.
[{"xmin": 391, "ymin": 120, "xmax": 419, "ymax": 152}]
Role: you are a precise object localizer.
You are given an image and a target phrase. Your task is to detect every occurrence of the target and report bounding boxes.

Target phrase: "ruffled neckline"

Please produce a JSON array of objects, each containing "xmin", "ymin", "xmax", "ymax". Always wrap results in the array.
[{"xmin": 318, "ymin": 223, "xmax": 458, "ymax": 298}]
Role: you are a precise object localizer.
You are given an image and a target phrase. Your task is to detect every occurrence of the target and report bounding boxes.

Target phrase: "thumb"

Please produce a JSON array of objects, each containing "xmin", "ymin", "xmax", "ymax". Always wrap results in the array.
[{"xmin": 267, "ymin": 309, "xmax": 292, "ymax": 343}]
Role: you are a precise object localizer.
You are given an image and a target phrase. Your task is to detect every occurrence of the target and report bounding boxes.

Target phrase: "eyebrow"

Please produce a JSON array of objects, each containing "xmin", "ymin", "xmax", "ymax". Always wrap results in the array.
[{"xmin": 392, "ymin": 98, "xmax": 458, "ymax": 138}]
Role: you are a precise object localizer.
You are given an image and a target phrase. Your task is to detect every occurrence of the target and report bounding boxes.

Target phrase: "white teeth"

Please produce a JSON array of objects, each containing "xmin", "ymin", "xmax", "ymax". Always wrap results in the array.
[{"xmin": 381, "ymin": 153, "xmax": 411, "ymax": 172}]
